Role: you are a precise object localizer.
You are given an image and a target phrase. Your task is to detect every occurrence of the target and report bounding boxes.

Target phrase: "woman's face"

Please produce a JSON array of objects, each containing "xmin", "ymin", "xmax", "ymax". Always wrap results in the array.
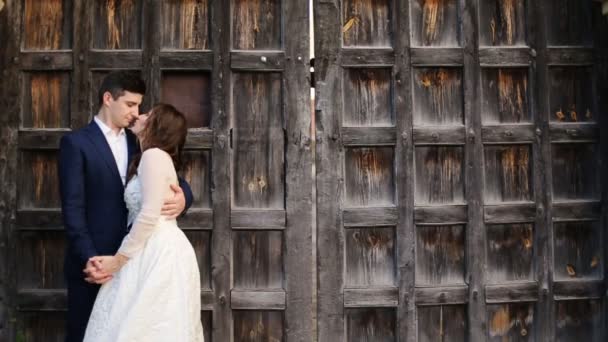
[{"xmin": 131, "ymin": 112, "xmax": 150, "ymax": 136}]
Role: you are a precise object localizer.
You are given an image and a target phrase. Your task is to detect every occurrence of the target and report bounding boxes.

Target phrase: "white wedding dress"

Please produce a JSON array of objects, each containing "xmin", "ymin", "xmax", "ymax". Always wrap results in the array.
[{"xmin": 84, "ymin": 148, "xmax": 204, "ymax": 342}]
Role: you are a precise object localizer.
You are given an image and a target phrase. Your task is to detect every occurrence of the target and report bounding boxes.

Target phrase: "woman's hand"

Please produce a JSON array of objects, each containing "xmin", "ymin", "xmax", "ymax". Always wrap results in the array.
[{"xmin": 88, "ymin": 254, "xmax": 129, "ymax": 276}]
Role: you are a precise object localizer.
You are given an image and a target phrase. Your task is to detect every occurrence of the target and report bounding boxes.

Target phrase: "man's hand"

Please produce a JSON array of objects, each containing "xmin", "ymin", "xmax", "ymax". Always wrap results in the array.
[
  {"xmin": 161, "ymin": 184, "xmax": 186, "ymax": 219},
  {"xmin": 83, "ymin": 258, "xmax": 112, "ymax": 284}
]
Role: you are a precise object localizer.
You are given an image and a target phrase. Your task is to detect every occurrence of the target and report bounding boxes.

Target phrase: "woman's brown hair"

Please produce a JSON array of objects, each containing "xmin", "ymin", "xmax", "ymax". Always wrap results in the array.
[{"xmin": 127, "ymin": 103, "xmax": 188, "ymax": 181}]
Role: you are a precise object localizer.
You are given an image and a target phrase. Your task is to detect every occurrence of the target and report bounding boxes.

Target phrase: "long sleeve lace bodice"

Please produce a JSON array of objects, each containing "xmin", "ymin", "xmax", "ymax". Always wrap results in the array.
[{"xmin": 117, "ymin": 148, "xmax": 177, "ymax": 258}]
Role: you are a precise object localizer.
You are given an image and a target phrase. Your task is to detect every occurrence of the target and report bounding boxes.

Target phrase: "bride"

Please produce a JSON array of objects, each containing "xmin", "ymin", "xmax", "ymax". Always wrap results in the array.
[{"xmin": 83, "ymin": 104, "xmax": 204, "ymax": 342}]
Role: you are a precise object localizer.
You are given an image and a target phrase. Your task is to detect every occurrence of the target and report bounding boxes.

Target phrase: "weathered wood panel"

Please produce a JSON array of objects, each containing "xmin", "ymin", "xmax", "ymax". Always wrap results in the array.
[
  {"xmin": 414, "ymin": 146, "xmax": 464, "ymax": 204},
  {"xmin": 15, "ymin": 312, "xmax": 66, "ymax": 342},
  {"xmin": 417, "ymin": 305, "xmax": 466, "ymax": 342},
  {"xmin": 93, "ymin": 0, "xmax": 143, "ymax": 49},
  {"xmin": 410, "ymin": 0, "xmax": 460, "ymax": 47},
  {"xmin": 481, "ymin": 68, "xmax": 530, "ymax": 124},
  {"xmin": 232, "ymin": 0, "xmax": 281, "ymax": 50},
  {"xmin": 23, "ymin": 0, "xmax": 72, "ymax": 50},
  {"xmin": 233, "ymin": 231, "xmax": 283, "ymax": 289},
  {"xmin": 487, "ymin": 302, "xmax": 535, "ymax": 342},
  {"xmin": 18, "ymin": 151, "xmax": 60, "ymax": 209},
  {"xmin": 343, "ymin": 68, "xmax": 393, "ymax": 126},
  {"xmin": 181, "ymin": 150, "xmax": 212, "ymax": 208},
  {"xmin": 415, "ymin": 225, "xmax": 465, "ymax": 285},
  {"xmin": 183, "ymin": 231, "xmax": 212, "ymax": 289},
  {"xmin": 553, "ymin": 221, "xmax": 602, "ymax": 280},
  {"xmin": 483, "ymin": 145, "xmax": 533, "ymax": 203},
  {"xmin": 545, "ymin": 0, "xmax": 592, "ymax": 46},
  {"xmin": 161, "ymin": 0, "xmax": 209, "ymax": 50},
  {"xmin": 231, "ymin": 72, "xmax": 284, "ymax": 209},
  {"xmin": 342, "ymin": 0, "xmax": 391, "ymax": 47},
  {"xmin": 17, "ymin": 231, "xmax": 65, "ymax": 289},
  {"xmin": 23, "ymin": 72, "xmax": 71, "ymax": 128},
  {"xmin": 555, "ymin": 300, "xmax": 603, "ymax": 342},
  {"xmin": 413, "ymin": 68, "xmax": 463, "ymax": 125},
  {"xmin": 201, "ymin": 311, "xmax": 212, "ymax": 342},
  {"xmin": 549, "ymin": 67, "xmax": 594, "ymax": 123},
  {"xmin": 486, "ymin": 224, "xmax": 534, "ymax": 283},
  {"xmin": 479, "ymin": 0, "xmax": 527, "ymax": 46},
  {"xmin": 551, "ymin": 143, "xmax": 599, "ymax": 200},
  {"xmin": 161, "ymin": 72, "xmax": 212, "ymax": 128},
  {"xmin": 345, "ymin": 227, "xmax": 395, "ymax": 286},
  {"xmin": 344, "ymin": 147, "xmax": 395, "ymax": 207},
  {"xmin": 233, "ymin": 311, "xmax": 283, "ymax": 342},
  {"xmin": 346, "ymin": 308, "xmax": 396, "ymax": 341}
]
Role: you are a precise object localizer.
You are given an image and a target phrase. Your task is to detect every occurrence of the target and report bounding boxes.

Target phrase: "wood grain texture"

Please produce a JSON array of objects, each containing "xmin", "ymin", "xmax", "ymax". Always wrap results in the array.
[
  {"xmin": 183, "ymin": 231, "xmax": 212, "ymax": 289},
  {"xmin": 553, "ymin": 221, "xmax": 602, "ymax": 280},
  {"xmin": 346, "ymin": 308, "xmax": 396, "ymax": 341},
  {"xmin": 414, "ymin": 146, "xmax": 464, "ymax": 204},
  {"xmin": 555, "ymin": 300, "xmax": 603, "ymax": 342},
  {"xmin": 231, "ymin": 72, "xmax": 284, "ymax": 209},
  {"xmin": 483, "ymin": 145, "xmax": 533, "ymax": 203},
  {"xmin": 479, "ymin": 0, "xmax": 526, "ymax": 46},
  {"xmin": 545, "ymin": 0, "xmax": 592, "ymax": 46},
  {"xmin": 17, "ymin": 231, "xmax": 65, "ymax": 289},
  {"xmin": 232, "ymin": 0, "xmax": 281, "ymax": 50},
  {"xmin": 415, "ymin": 225, "xmax": 465, "ymax": 285},
  {"xmin": 343, "ymin": 68, "xmax": 393, "ymax": 126},
  {"xmin": 180, "ymin": 150, "xmax": 212, "ymax": 208},
  {"xmin": 551, "ymin": 143, "xmax": 599, "ymax": 200},
  {"xmin": 411, "ymin": 0, "xmax": 460, "ymax": 47},
  {"xmin": 233, "ymin": 311, "xmax": 283, "ymax": 341},
  {"xmin": 342, "ymin": 0, "xmax": 391, "ymax": 47},
  {"xmin": 345, "ymin": 227, "xmax": 395, "ymax": 286},
  {"xmin": 344, "ymin": 147, "xmax": 395, "ymax": 206},
  {"xmin": 486, "ymin": 224, "xmax": 534, "ymax": 283},
  {"xmin": 413, "ymin": 68, "xmax": 463, "ymax": 125},
  {"xmin": 233, "ymin": 231, "xmax": 283, "ymax": 289},
  {"xmin": 23, "ymin": 0, "xmax": 71, "ymax": 50},
  {"xmin": 23, "ymin": 72, "xmax": 70, "ymax": 128},
  {"xmin": 93, "ymin": 0, "xmax": 142, "ymax": 49},
  {"xmin": 487, "ymin": 302, "xmax": 535, "ymax": 341},
  {"xmin": 161, "ymin": 0, "xmax": 209, "ymax": 50},
  {"xmin": 549, "ymin": 67, "xmax": 594, "ymax": 123},
  {"xmin": 481, "ymin": 68, "xmax": 530, "ymax": 124},
  {"xmin": 15, "ymin": 311, "xmax": 66, "ymax": 342},
  {"xmin": 417, "ymin": 305, "xmax": 466, "ymax": 342},
  {"xmin": 18, "ymin": 151, "xmax": 61, "ymax": 209}
]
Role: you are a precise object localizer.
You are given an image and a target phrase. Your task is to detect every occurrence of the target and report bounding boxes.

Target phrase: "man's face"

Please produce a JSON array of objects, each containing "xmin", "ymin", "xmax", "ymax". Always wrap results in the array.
[{"xmin": 105, "ymin": 91, "xmax": 143, "ymax": 128}]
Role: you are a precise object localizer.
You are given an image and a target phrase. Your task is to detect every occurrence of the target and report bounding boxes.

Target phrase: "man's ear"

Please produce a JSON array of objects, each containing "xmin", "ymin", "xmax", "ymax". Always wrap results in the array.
[{"xmin": 102, "ymin": 91, "xmax": 114, "ymax": 106}]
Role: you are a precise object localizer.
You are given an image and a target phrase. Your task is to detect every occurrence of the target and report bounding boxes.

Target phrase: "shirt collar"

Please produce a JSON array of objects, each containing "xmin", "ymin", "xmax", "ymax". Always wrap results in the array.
[{"xmin": 94, "ymin": 116, "xmax": 126, "ymax": 137}]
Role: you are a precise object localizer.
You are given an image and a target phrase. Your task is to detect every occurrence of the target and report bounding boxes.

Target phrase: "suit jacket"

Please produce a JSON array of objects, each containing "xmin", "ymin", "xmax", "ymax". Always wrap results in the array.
[{"xmin": 58, "ymin": 121, "xmax": 193, "ymax": 279}]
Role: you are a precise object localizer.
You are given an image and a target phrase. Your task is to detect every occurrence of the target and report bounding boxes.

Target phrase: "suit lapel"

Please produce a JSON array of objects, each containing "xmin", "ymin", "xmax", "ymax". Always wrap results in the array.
[{"xmin": 84, "ymin": 121, "xmax": 123, "ymax": 185}]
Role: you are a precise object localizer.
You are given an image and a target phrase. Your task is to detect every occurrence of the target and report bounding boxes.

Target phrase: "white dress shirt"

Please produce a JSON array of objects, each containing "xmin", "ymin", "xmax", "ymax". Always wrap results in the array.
[{"xmin": 94, "ymin": 116, "xmax": 128, "ymax": 185}]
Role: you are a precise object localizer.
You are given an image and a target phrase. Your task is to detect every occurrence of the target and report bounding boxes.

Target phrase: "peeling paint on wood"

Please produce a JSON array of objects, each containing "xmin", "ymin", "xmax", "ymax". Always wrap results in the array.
[
  {"xmin": 480, "ymin": 0, "xmax": 526, "ymax": 46},
  {"xmin": 415, "ymin": 146, "xmax": 464, "ymax": 204},
  {"xmin": 346, "ymin": 227, "xmax": 395, "ymax": 286},
  {"xmin": 94, "ymin": 0, "xmax": 142, "ymax": 49},
  {"xmin": 484, "ymin": 145, "xmax": 532, "ymax": 203},
  {"xmin": 411, "ymin": 0, "xmax": 460, "ymax": 46},
  {"xmin": 343, "ymin": 68, "xmax": 393, "ymax": 126},
  {"xmin": 554, "ymin": 222, "xmax": 602, "ymax": 280}
]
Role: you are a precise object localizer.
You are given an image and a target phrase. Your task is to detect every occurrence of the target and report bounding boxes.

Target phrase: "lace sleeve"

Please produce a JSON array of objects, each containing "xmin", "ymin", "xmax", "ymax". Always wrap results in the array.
[{"xmin": 117, "ymin": 148, "xmax": 174, "ymax": 258}]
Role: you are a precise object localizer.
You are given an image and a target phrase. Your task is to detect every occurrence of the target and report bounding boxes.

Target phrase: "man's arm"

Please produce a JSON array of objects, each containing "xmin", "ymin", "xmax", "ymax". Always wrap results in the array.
[{"xmin": 59, "ymin": 135, "xmax": 98, "ymax": 268}]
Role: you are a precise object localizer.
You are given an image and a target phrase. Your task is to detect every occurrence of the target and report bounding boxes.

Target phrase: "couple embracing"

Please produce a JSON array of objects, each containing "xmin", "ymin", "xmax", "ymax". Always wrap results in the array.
[{"xmin": 59, "ymin": 71, "xmax": 204, "ymax": 341}]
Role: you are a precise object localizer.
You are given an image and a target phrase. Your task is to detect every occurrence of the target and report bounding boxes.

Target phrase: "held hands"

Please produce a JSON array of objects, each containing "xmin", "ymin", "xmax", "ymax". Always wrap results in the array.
[
  {"xmin": 83, "ymin": 255, "xmax": 129, "ymax": 284},
  {"xmin": 161, "ymin": 184, "xmax": 186, "ymax": 219}
]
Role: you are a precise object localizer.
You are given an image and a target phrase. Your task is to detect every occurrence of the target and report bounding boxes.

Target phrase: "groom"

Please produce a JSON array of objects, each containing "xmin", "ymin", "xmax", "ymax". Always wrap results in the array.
[{"xmin": 58, "ymin": 71, "xmax": 193, "ymax": 342}]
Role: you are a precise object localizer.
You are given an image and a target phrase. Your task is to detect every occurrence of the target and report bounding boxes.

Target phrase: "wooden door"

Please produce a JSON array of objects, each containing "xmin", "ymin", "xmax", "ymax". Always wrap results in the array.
[
  {"xmin": 0, "ymin": 1, "xmax": 312, "ymax": 341},
  {"xmin": 314, "ymin": 0, "xmax": 608, "ymax": 341}
]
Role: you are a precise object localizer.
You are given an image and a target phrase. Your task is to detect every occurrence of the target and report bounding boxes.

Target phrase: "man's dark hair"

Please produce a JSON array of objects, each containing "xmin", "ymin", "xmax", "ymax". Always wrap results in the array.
[{"xmin": 97, "ymin": 71, "xmax": 146, "ymax": 107}]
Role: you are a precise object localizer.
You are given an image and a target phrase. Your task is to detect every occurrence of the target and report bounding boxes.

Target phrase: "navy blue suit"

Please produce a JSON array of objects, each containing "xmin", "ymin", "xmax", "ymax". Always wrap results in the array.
[{"xmin": 58, "ymin": 121, "xmax": 193, "ymax": 342}]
